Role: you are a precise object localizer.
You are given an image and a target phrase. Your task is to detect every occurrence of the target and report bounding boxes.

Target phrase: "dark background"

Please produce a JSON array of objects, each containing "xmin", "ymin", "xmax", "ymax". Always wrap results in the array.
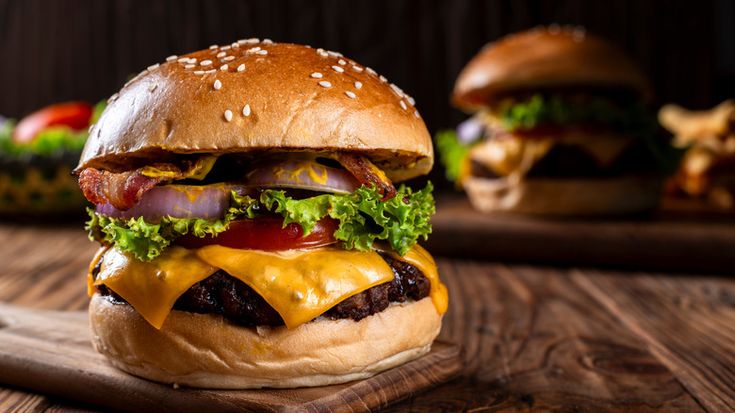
[{"xmin": 0, "ymin": 0, "xmax": 732, "ymax": 133}]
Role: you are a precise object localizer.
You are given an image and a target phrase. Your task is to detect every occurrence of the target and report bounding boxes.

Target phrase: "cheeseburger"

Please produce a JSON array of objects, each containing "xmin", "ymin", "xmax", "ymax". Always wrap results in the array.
[
  {"xmin": 76, "ymin": 39, "xmax": 446, "ymax": 389},
  {"xmin": 438, "ymin": 26, "xmax": 676, "ymax": 215}
]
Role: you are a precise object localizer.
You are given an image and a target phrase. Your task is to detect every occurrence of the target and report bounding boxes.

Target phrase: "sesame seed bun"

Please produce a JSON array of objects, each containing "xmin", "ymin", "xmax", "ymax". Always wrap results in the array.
[
  {"xmin": 452, "ymin": 27, "xmax": 652, "ymax": 110},
  {"xmin": 77, "ymin": 42, "xmax": 432, "ymax": 182},
  {"xmin": 89, "ymin": 294, "xmax": 442, "ymax": 389}
]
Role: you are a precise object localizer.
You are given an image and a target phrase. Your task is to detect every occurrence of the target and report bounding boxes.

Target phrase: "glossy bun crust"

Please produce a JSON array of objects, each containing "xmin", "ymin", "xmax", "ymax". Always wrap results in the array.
[
  {"xmin": 78, "ymin": 41, "xmax": 432, "ymax": 182},
  {"xmin": 89, "ymin": 294, "xmax": 442, "ymax": 389},
  {"xmin": 453, "ymin": 27, "xmax": 651, "ymax": 110}
]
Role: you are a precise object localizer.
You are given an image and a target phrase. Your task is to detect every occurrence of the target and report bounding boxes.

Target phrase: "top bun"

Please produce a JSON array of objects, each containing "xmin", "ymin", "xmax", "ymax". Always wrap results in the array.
[
  {"xmin": 78, "ymin": 41, "xmax": 432, "ymax": 182},
  {"xmin": 452, "ymin": 26, "xmax": 651, "ymax": 110}
]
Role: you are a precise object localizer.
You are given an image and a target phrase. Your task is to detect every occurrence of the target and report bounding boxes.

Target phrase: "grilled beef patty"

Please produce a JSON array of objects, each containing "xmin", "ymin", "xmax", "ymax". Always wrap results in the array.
[{"xmin": 93, "ymin": 253, "xmax": 430, "ymax": 327}]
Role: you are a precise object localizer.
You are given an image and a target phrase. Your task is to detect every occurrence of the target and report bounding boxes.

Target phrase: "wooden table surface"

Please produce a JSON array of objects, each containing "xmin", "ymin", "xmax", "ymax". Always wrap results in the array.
[{"xmin": 0, "ymin": 223, "xmax": 734, "ymax": 412}]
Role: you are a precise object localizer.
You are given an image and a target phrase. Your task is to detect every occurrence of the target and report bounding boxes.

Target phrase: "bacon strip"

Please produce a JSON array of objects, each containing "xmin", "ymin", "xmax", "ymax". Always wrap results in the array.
[
  {"xmin": 79, "ymin": 168, "xmax": 167, "ymax": 211},
  {"xmin": 337, "ymin": 154, "xmax": 397, "ymax": 201}
]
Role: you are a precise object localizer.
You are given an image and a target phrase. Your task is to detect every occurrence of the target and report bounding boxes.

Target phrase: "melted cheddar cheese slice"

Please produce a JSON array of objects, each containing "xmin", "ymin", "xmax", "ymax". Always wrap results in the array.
[
  {"xmin": 88, "ymin": 245, "xmax": 446, "ymax": 330},
  {"xmin": 91, "ymin": 246, "xmax": 218, "ymax": 328},
  {"xmin": 195, "ymin": 246, "xmax": 395, "ymax": 328}
]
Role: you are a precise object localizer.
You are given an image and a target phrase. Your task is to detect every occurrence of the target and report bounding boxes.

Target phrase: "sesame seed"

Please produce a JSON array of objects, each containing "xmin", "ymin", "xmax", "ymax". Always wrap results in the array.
[
  {"xmin": 390, "ymin": 83, "xmax": 403, "ymax": 95},
  {"xmin": 345, "ymin": 91, "xmax": 356, "ymax": 99},
  {"xmin": 166, "ymin": 55, "xmax": 177, "ymax": 62},
  {"xmin": 318, "ymin": 80, "xmax": 332, "ymax": 88},
  {"xmin": 216, "ymin": 51, "xmax": 226, "ymax": 58},
  {"xmin": 200, "ymin": 60, "xmax": 213, "ymax": 66},
  {"xmin": 205, "ymin": 69, "xmax": 217, "ymax": 74},
  {"xmin": 242, "ymin": 104, "xmax": 251, "ymax": 116},
  {"xmin": 338, "ymin": 59, "xmax": 346, "ymax": 65},
  {"xmin": 247, "ymin": 46, "xmax": 261, "ymax": 53},
  {"xmin": 352, "ymin": 65, "xmax": 364, "ymax": 72},
  {"xmin": 188, "ymin": 57, "xmax": 197, "ymax": 64},
  {"xmin": 213, "ymin": 79, "xmax": 222, "ymax": 90},
  {"xmin": 177, "ymin": 57, "xmax": 189, "ymax": 63},
  {"xmin": 194, "ymin": 70, "xmax": 205, "ymax": 75},
  {"xmin": 107, "ymin": 93, "xmax": 118, "ymax": 103},
  {"xmin": 366, "ymin": 67, "xmax": 377, "ymax": 75},
  {"xmin": 310, "ymin": 72, "xmax": 323, "ymax": 79},
  {"xmin": 231, "ymin": 42, "xmax": 240, "ymax": 48},
  {"xmin": 332, "ymin": 65, "xmax": 344, "ymax": 73},
  {"xmin": 400, "ymin": 100, "xmax": 407, "ymax": 110},
  {"xmin": 327, "ymin": 50, "xmax": 342, "ymax": 57},
  {"xmin": 223, "ymin": 56, "xmax": 235, "ymax": 62},
  {"xmin": 316, "ymin": 48, "xmax": 328, "ymax": 57},
  {"xmin": 224, "ymin": 110, "xmax": 233, "ymax": 122},
  {"xmin": 148, "ymin": 83, "xmax": 158, "ymax": 92},
  {"xmin": 221, "ymin": 45, "xmax": 231, "ymax": 51},
  {"xmin": 407, "ymin": 96, "xmax": 415, "ymax": 106},
  {"xmin": 256, "ymin": 50, "xmax": 268, "ymax": 55},
  {"xmin": 354, "ymin": 81, "xmax": 363, "ymax": 89},
  {"xmin": 209, "ymin": 45, "xmax": 218, "ymax": 50},
  {"xmin": 237, "ymin": 64, "xmax": 246, "ymax": 72},
  {"xmin": 379, "ymin": 75, "xmax": 387, "ymax": 83},
  {"xmin": 220, "ymin": 64, "xmax": 228, "ymax": 71},
  {"xmin": 246, "ymin": 38, "xmax": 260, "ymax": 44},
  {"xmin": 262, "ymin": 38, "xmax": 273, "ymax": 44},
  {"xmin": 414, "ymin": 110, "xmax": 420, "ymax": 118},
  {"xmin": 184, "ymin": 64, "xmax": 195, "ymax": 69},
  {"xmin": 147, "ymin": 63, "xmax": 160, "ymax": 71}
]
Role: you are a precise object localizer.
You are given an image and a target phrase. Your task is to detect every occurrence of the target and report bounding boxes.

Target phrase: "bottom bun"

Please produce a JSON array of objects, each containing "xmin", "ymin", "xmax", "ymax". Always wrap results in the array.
[
  {"xmin": 464, "ymin": 174, "xmax": 663, "ymax": 216},
  {"xmin": 89, "ymin": 294, "xmax": 442, "ymax": 389}
]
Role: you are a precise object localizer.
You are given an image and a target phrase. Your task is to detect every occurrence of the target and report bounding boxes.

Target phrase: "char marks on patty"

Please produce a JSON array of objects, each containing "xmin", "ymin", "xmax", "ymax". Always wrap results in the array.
[{"xmin": 94, "ymin": 253, "xmax": 430, "ymax": 326}]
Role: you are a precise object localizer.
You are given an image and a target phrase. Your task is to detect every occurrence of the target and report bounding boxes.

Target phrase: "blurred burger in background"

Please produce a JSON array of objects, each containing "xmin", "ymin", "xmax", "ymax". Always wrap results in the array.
[
  {"xmin": 0, "ymin": 101, "xmax": 104, "ymax": 215},
  {"xmin": 437, "ymin": 26, "xmax": 680, "ymax": 215},
  {"xmin": 659, "ymin": 101, "xmax": 735, "ymax": 209}
]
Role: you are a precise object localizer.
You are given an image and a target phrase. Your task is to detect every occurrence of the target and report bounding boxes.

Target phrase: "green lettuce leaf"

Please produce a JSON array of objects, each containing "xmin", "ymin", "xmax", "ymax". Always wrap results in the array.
[
  {"xmin": 435, "ymin": 130, "xmax": 472, "ymax": 182},
  {"xmin": 261, "ymin": 183, "xmax": 434, "ymax": 255},
  {"xmin": 87, "ymin": 184, "xmax": 435, "ymax": 261}
]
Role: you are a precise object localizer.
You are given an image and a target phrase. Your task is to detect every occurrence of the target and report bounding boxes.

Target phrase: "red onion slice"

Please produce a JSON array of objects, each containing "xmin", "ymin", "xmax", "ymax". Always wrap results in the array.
[
  {"xmin": 96, "ymin": 184, "xmax": 244, "ymax": 222},
  {"xmin": 245, "ymin": 159, "xmax": 360, "ymax": 194}
]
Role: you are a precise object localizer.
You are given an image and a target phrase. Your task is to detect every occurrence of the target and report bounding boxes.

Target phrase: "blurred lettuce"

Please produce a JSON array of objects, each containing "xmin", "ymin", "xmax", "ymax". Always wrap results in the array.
[
  {"xmin": 499, "ymin": 94, "xmax": 653, "ymax": 134},
  {"xmin": 0, "ymin": 100, "xmax": 106, "ymax": 156},
  {"xmin": 436, "ymin": 130, "xmax": 473, "ymax": 182}
]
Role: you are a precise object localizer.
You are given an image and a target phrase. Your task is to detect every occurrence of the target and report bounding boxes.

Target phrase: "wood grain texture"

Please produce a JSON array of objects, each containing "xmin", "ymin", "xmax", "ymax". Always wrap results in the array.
[
  {"xmin": 0, "ymin": 303, "xmax": 461, "ymax": 413},
  {"xmin": 429, "ymin": 198, "xmax": 735, "ymax": 274},
  {"xmin": 573, "ymin": 271, "xmax": 735, "ymax": 412},
  {"xmin": 0, "ymin": 223, "xmax": 732, "ymax": 412},
  {"xmin": 386, "ymin": 261, "xmax": 703, "ymax": 412}
]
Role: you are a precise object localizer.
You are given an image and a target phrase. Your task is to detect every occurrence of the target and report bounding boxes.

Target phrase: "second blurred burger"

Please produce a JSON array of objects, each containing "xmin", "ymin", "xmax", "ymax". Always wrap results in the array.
[{"xmin": 438, "ymin": 26, "xmax": 679, "ymax": 215}]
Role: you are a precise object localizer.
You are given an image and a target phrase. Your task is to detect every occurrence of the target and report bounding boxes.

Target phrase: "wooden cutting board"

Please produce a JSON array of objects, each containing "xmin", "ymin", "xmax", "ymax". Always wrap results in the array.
[
  {"xmin": 0, "ymin": 303, "xmax": 461, "ymax": 413},
  {"xmin": 428, "ymin": 197, "xmax": 735, "ymax": 274}
]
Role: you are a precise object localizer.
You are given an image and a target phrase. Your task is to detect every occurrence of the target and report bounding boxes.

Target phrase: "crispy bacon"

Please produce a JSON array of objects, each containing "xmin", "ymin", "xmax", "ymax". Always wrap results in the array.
[
  {"xmin": 79, "ymin": 168, "xmax": 168, "ymax": 211},
  {"xmin": 337, "ymin": 153, "xmax": 397, "ymax": 201}
]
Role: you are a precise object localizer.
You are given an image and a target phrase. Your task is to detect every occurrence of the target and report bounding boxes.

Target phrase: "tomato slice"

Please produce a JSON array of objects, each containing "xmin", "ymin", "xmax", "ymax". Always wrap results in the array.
[
  {"xmin": 175, "ymin": 215, "xmax": 339, "ymax": 251},
  {"xmin": 13, "ymin": 102, "xmax": 93, "ymax": 144}
]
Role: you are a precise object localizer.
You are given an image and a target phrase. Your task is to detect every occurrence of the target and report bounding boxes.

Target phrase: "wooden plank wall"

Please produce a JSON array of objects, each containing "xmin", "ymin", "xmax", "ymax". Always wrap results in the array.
[{"xmin": 0, "ymin": 0, "xmax": 716, "ymax": 126}]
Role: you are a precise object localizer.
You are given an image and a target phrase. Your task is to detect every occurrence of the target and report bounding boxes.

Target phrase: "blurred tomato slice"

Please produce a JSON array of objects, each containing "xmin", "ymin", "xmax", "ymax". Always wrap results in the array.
[{"xmin": 13, "ymin": 101, "xmax": 93, "ymax": 144}]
